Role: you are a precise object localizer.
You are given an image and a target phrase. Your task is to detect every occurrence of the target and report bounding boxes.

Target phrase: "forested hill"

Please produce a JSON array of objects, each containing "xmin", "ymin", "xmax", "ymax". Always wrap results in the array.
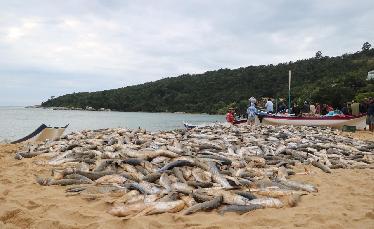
[{"xmin": 42, "ymin": 47, "xmax": 374, "ymax": 114}]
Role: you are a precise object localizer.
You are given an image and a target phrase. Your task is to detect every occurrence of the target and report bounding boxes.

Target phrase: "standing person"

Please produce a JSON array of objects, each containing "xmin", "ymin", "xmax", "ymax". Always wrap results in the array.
[
  {"xmin": 291, "ymin": 103, "xmax": 301, "ymax": 117},
  {"xmin": 249, "ymin": 97, "xmax": 257, "ymax": 105},
  {"xmin": 247, "ymin": 103, "xmax": 257, "ymax": 126},
  {"xmin": 321, "ymin": 104, "xmax": 328, "ymax": 115},
  {"xmin": 327, "ymin": 104, "xmax": 334, "ymax": 112},
  {"xmin": 302, "ymin": 101, "xmax": 310, "ymax": 114},
  {"xmin": 341, "ymin": 103, "xmax": 349, "ymax": 115},
  {"xmin": 265, "ymin": 98, "xmax": 274, "ymax": 113},
  {"xmin": 351, "ymin": 101, "xmax": 359, "ymax": 116},
  {"xmin": 367, "ymin": 98, "xmax": 374, "ymax": 132},
  {"xmin": 226, "ymin": 108, "xmax": 235, "ymax": 124},
  {"xmin": 278, "ymin": 102, "xmax": 287, "ymax": 113},
  {"xmin": 309, "ymin": 103, "xmax": 316, "ymax": 115},
  {"xmin": 315, "ymin": 103, "xmax": 321, "ymax": 115},
  {"xmin": 360, "ymin": 99, "xmax": 368, "ymax": 114}
]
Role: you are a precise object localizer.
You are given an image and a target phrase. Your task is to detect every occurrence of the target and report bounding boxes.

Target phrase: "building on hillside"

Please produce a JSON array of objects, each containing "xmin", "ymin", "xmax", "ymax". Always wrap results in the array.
[{"xmin": 368, "ymin": 70, "xmax": 374, "ymax": 80}]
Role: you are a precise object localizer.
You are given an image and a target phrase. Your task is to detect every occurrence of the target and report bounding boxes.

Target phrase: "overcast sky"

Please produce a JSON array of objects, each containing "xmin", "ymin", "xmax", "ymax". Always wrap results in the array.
[{"xmin": 0, "ymin": 0, "xmax": 373, "ymax": 106}]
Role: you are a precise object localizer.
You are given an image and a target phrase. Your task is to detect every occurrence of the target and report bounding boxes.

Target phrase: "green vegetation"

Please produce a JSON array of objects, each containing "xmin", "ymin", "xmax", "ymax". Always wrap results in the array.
[{"xmin": 42, "ymin": 45, "xmax": 374, "ymax": 114}]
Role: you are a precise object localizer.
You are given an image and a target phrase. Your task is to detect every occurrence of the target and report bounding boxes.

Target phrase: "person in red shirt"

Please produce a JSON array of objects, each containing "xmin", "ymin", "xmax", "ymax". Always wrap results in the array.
[
  {"xmin": 327, "ymin": 104, "xmax": 334, "ymax": 112},
  {"xmin": 226, "ymin": 108, "xmax": 235, "ymax": 124}
]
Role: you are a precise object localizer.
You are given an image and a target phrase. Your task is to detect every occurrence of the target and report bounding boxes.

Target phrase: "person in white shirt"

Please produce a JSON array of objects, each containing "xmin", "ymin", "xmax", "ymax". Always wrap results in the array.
[{"xmin": 265, "ymin": 98, "xmax": 274, "ymax": 113}]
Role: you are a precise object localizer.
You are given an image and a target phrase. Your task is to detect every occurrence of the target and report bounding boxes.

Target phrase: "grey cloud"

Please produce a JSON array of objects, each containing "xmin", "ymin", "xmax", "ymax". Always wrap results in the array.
[{"xmin": 0, "ymin": 0, "xmax": 373, "ymax": 105}]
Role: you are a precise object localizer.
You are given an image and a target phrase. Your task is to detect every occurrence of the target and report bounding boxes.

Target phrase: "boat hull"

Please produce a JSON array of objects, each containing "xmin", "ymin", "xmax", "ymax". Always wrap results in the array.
[
  {"xmin": 259, "ymin": 115, "xmax": 367, "ymax": 130},
  {"xmin": 11, "ymin": 124, "xmax": 69, "ymax": 144}
]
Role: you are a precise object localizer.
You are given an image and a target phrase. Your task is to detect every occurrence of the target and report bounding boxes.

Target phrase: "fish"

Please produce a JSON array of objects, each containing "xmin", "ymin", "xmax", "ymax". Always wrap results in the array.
[
  {"xmin": 137, "ymin": 200, "xmax": 186, "ymax": 216},
  {"xmin": 108, "ymin": 203, "xmax": 148, "ymax": 217},
  {"xmin": 73, "ymin": 170, "xmax": 116, "ymax": 181},
  {"xmin": 167, "ymin": 145, "xmax": 184, "ymax": 154},
  {"xmin": 276, "ymin": 179, "xmax": 318, "ymax": 193},
  {"xmin": 122, "ymin": 164, "xmax": 139, "ymax": 174},
  {"xmin": 287, "ymin": 193, "xmax": 302, "ymax": 207},
  {"xmin": 192, "ymin": 192, "xmax": 214, "ymax": 203},
  {"xmin": 250, "ymin": 188, "xmax": 307, "ymax": 198},
  {"xmin": 191, "ymin": 168, "xmax": 212, "ymax": 183},
  {"xmin": 27, "ymin": 123, "xmax": 374, "ymax": 218},
  {"xmin": 206, "ymin": 161, "xmax": 232, "ymax": 189},
  {"xmin": 184, "ymin": 195, "xmax": 223, "ymax": 215},
  {"xmin": 159, "ymin": 173, "xmax": 172, "ymax": 191},
  {"xmin": 277, "ymin": 166, "xmax": 288, "ymax": 180},
  {"xmin": 249, "ymin": 197, "xmax": 284, "ymax": 208},
  {"xmin": 158, "ymin": 160, "xmax": 194, "ymax": 173},
  {"xmin": 144, "ymin": 194, "xmax": 162, "ymax": 203},
  {"xmin": 200, "ymin": 189, "xmax": 252, "ymax": 205},
  {"xmin": 180, "ymin": 167, "xmax": 193, "ymax": 180},
  {"xmin": 187, "ymin": 181, "xmax": 213, "ymax": 188},
  {"xmin": 65, "ymin": 185, "xmax": 88, "ymax": 193},
  {"xmin": 36, "ymin": 177, "xmax": 92, "ymax": 186},
  {"xmin": 142, "ymin": 172, "xmax": 161, "ymax": 183},
  {"xmin": 200, "ymin": 155, "xmax": 232, "ymax": 165},
  {"xmin": 171, "ymin": 182, "xmax": 194, "ymax": 194},
  {"xmin": 234, "ymin": 191, "xmax": 257, "ymax": 200},
  {"xmin": 113, "ymin": 190, "xmax": 140, "ymax": 204},
  {"xmin": 180, "ymin": 195, "xmax": 197, "ymax": 207},
  {"xmin": 125, "ymin": 194, "xmax": 145, "ymax": 205},
  {"xmin": 172, "ymin": 167, "xmax": 187, "ymax": 183},
  {"xmin": 126, "ymin": 181, "xmax": 161, "ymax": 195},
  {"xmin": 311, "ymin": 160, "xmax": 331, "ymax": 173},
  {"xmin": 15, "ymin": 150, "xmax": 48, "ymax": 160},
  {"xmin": 95, "ymin": 175, "xmax": 127, "ymax": 185},
  {"xmin": 151, "ymin": 156, "xmax": 169, "ymax": 164},
  {"xmin": 218, "ymin": 204, "xmax": 264, "ymax": 215},
  {"xmin": 157, "ymin": 192, "xmax": 179, "ymax": 202},
  {"xmin": 142, "ymin": 149, "xmax": 180, "ymax": 160},
  {"xmin": 64, "ymin": 174, "xmax": 93, "ymax": 183}
]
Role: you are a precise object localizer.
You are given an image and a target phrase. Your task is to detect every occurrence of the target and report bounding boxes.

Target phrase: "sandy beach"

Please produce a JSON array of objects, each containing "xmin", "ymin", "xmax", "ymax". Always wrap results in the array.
[{"xmin": 0, "ymin": 131, "xmax": 373, "ymax": 229}]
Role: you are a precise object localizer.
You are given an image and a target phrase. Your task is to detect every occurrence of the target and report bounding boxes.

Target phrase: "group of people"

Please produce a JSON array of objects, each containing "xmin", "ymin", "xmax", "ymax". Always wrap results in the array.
[
  {"xmin": 225, "ymin": 97, "xmax": 374, "ymax": 132},
  {"xmin": 291, "ymin": 102, "xmax": 335, "ymax": 117}
]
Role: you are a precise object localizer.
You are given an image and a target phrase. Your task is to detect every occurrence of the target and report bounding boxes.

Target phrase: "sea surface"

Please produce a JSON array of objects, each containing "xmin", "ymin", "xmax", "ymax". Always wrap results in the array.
[{"xmin": 0, "ymin": 107, "xmax": 224, "ymax": 142}]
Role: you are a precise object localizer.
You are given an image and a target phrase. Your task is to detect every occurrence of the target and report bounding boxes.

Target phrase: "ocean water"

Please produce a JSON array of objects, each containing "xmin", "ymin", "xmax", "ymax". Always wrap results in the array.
[{"xmin": 0, "ymin": 107, "xmax": 224, "ymax": 142}]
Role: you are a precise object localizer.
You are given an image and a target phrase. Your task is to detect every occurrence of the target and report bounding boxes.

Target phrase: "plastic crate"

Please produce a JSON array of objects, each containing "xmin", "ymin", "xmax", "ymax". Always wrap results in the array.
[{"xmin": 342, "ymin": 125, "xmax": 356, "ymax": 132}]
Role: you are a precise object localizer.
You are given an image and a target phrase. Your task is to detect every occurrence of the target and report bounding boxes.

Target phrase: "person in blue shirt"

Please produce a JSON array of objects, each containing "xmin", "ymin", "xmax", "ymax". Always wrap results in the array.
[
  {"xmin": 247, "ymin": 103, "xmax": 257, "ymax": 126},
  {"xmin": 265, "ymin": 98, "xmax": 274, "ymax": 113}
]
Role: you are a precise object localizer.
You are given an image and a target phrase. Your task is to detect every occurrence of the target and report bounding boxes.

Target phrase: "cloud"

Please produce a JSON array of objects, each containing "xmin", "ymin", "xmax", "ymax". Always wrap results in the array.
[{"xmin": 0, "ymin": 0, "xmax": 373, "ymax": 105}]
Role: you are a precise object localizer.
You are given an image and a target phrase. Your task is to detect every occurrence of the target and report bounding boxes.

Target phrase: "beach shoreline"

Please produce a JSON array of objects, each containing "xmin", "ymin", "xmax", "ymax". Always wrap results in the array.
[{"xmin": 0, "ymin": 128, "xmax": 373, "ymax": 229}]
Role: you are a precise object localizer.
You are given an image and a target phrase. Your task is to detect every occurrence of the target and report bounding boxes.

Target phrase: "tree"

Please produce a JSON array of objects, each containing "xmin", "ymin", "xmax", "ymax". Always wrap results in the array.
[
  {"xmin": 362, "ymin": 42, "xmax": 371, "ymax": 51},
  {"xmin": 41, "ymin": 49, "xmax": 374, "ymax": 114},
  {"xmin": 315, "ymin": 51, "xmax": 323, "ymax": 59}
]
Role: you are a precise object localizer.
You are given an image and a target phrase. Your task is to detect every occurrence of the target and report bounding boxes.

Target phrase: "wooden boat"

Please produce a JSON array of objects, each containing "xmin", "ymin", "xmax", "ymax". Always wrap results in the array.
[
  {"xmin": 184, "ymin": 114, "xmax": 367, "ymax": 130},
  {"xmin": 257, "ymin": 114, "xmax": 367, "ymax": 130},
  {"xmin": 11, "ymin": 124, "xmax": 69, "ymax": 144}
]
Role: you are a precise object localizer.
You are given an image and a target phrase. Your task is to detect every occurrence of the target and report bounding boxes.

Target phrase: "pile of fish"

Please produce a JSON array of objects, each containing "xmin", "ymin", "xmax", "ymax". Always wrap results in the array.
[{"xmin": 15, "ymin": 123, "xmax": 373, "ymax": 217}]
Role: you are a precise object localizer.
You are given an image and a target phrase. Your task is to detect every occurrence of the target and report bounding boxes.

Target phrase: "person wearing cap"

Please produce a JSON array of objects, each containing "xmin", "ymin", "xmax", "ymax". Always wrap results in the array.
[
  {"xmin": 249, "ymin": 97, "xmax": 257, "ymax": 105},
  {"xmin": 247, "ymin": 103, "xmax": 257, "ymax": 126},
  {"xmin": 226, "ymin": 108, "xmax": 235, "ymax": 124}
]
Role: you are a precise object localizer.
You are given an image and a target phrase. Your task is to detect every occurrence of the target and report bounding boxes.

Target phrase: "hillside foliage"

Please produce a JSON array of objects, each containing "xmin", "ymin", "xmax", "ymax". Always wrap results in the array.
[{"xmin": 42, "ymin": 47, "xmax": 374, "ymax": 114}]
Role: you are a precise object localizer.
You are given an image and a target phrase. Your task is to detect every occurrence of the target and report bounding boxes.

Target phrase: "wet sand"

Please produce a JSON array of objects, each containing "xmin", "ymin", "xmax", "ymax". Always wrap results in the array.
[{"xmin": 0, "ymin": 142, "xmax": 373, "ymax": 229}]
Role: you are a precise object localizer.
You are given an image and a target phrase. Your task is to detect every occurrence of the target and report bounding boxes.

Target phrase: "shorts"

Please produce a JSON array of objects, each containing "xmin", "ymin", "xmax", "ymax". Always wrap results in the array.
[
  {"xmin": 367, "ymin": 115, "xmax": 374, "ymax": 125},
  {"xmin": 247, "ymin": 117, "xmax": 255, "ymax": 124}
]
